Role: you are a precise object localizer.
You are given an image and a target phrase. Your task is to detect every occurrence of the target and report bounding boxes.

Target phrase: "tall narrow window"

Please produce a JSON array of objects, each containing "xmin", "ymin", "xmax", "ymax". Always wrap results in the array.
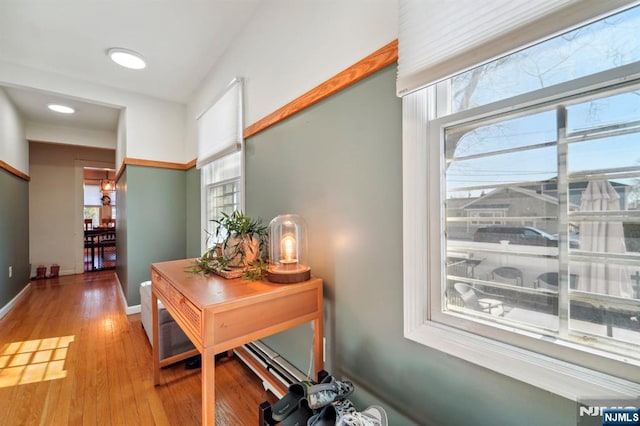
[
  {"xmin": 201, "ymin": 152, "xmax": 242, "ymax": 248},
  {"xmin": 196, "ymin": 78, "xmax": 244, "ymax": 251},
  {"xmin": 83, "ymin": 184, "xmax": 101, "ymax": 226}
]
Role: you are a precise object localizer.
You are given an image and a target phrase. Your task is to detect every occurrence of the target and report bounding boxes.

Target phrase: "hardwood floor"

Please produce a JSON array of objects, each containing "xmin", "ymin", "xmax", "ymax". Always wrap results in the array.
[{"xmin": 0, "ymin": 271, "xmax": 277, "ymax": 425}]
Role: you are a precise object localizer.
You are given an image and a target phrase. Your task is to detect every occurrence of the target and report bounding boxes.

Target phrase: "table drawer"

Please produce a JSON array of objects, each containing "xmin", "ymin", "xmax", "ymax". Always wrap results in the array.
[
  {"xmin": 174, "ymin": 296, "xmax": 201, "ymax": 337},
  {"xmin": 152, "ymin": 271, "xmax": 202, "ymax": 343},
  {"xmin": 152, "ymin": 270, "xmax": 171, "ymax": 299}
]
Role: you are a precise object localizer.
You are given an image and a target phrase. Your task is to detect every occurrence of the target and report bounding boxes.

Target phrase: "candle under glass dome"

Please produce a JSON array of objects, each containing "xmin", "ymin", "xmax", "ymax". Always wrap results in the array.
[{"xmin": 267, "ymin": 214, "xmax": 311, "ymax": 284}]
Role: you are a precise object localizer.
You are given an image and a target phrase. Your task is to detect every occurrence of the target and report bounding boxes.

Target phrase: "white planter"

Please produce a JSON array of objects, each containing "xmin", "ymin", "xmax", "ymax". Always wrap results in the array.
[{"xmin": 222, "ymin": 235, "xmax": 259, "ymax": 268}]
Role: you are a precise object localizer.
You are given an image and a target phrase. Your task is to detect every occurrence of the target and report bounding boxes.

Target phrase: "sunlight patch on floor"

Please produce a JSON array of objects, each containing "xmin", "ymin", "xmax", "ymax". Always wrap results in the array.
[{"xmin": 0, "ymin": 335, "xmax": 74, "ymax": 387}]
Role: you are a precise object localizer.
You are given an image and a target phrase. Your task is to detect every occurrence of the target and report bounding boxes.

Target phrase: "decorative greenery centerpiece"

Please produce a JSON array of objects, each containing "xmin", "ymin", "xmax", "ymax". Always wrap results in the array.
[{"xmin": 191, "ymin": 211, "xmax": 269, "ymax": 280}]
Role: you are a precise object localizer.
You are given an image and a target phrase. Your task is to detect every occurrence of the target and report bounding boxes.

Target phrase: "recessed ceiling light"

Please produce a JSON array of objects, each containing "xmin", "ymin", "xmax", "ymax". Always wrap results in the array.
[
  {"xmin": 47, "ymin": 104, "xmax": 75, "ymax": 114},
  {"xmin": 107, "ymin": 48, "xmax": 146, "ymax": 70}
]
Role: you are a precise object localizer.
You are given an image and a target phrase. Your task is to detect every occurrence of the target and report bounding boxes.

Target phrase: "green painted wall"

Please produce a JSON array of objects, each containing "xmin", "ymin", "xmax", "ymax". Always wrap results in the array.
[
  {"xmin": 121, "ymin": 165, "xmax": 187, "ymax": 305},
  {"xmin": 0, "ymin": 169, "xmax": 30, "ymax": 307},
  {"xmin": 246, "ymin": 65, "xmax": 580, "ymax": 425},
  {"xmin": 115, "ymin": 168, "xmax": 128, "ymax": 299},
  {"xmin": 185, "ymin": 167, "xmax": 202, "ymax": 258}
]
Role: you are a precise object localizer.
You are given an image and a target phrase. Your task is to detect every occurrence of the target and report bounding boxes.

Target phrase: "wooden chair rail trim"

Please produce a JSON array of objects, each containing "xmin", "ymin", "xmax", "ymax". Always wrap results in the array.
[
  {"xmin": 115, "ymin": 157, "xmax": 196, "ymax": 182},
  {"xmin": 0, "ymin": 160, "xmax": 30, "ymax": 181},
  {"xmin": 115, "ymin": 40, "xmax": 398, "ymax": 178},
  {"xmin": 244, "ymin": 39, "xmax": 398, "ymax": 139},
  {"xmin": 124, "ymin": 157, "xmax": 191, "ymax": 170}
]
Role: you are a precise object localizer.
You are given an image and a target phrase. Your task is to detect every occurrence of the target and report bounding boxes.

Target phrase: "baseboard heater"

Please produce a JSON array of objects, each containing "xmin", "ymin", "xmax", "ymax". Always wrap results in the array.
[{"xmin": 234, "ymin": 341, "xmax": 307, "ymax": 399}]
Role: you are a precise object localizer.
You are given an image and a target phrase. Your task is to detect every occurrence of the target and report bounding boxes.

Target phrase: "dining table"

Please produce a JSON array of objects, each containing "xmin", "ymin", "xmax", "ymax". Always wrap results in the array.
[{"xmin": 84, "ymin": 227, "xmax": 116, "ymax": 270}]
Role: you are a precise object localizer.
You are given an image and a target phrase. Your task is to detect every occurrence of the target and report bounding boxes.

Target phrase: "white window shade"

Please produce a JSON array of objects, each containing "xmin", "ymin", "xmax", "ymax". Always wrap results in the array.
[
  {"xmin": 84, "ymin": 184, "xmax": 101, "ymax": 206},
  {"xmin": 197, "ymin": 78, "xmax": 243, "ymax": 168},
  {"xmin": 397, "ymin": 0, "xmax": 638, "ymax": 96}
]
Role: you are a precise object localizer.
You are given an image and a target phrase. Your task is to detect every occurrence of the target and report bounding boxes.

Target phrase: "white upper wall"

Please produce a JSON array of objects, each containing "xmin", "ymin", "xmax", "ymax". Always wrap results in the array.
[
  {"xmin": 117, "ymin": 109, "xmax": 127, "ymax": 164},
  {"xmin": 0, "ymin": 61, "xmax": 186, "ymax": 168},
  {"xmin": 0, "ymin": 87, "xmax": 28, "ymax": 173},
  {"xmin": 26, "ymin": 122, "xmax": 116, "ymax": 150},
  {"xmin": 186, "ymin": 0, "xmax": 399, "ymax": 159}
]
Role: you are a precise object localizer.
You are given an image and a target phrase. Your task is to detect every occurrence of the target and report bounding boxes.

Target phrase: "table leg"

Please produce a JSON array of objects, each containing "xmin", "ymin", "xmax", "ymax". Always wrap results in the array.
[
  {"xmin": 152, "ymin": 289, "xmax": 160, "ymax": 386},
  {"xmin": 91, "ymin": 241, "xmax": 96, "ymax": 270},
  {"xmin": 313, "ymin": 314, "xmax": 324, "ymax": 377},
  {"xmin": 202, "ymin": 347, "xmax": 216, "ymax": 426}
]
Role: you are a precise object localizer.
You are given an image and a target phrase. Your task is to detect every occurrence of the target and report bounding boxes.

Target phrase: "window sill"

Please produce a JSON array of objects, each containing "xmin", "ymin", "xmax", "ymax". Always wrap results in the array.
[{"xmin": 404, "ymin": 319, "xmax": 640, "ymax": 401}]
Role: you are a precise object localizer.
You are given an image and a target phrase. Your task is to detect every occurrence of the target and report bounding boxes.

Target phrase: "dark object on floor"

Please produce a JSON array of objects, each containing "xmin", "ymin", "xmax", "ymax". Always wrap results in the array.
[
  {"xmin": 306, "ymin": 375, "xmax": 354, "ymax": 409},
  {"xmin": 270, "ymin": 381, "xmax": 313, "ymax": 422},
  {"xmin": 281, "ymin": 398, "xmax": 313, "ymax": 426},
  {"xmin": 184, "ymin": 351, "xmax": 234, "ymax": 370},
  {"xmin": 259, "ymin": 370, "xmax": 329, "ymax": 425},
  {"xmin": 185, "ymin": 355, "xmax": 201, "ymax": 370}
]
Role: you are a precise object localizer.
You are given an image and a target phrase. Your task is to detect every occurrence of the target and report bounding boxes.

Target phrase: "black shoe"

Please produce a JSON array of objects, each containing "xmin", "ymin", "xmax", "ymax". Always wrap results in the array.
[{"xmin": 185, "ymin": 355, "xmax": 201, "ymax": 369}]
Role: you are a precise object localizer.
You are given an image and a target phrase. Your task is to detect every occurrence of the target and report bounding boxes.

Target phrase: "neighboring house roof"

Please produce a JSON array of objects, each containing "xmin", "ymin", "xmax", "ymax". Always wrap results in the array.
[
  {"xmin": 446, "ymin": 197, "xmax": 479, "ymax": 210},
  {"xmin": 541, "ymin": 177, "xmax": 629, "ymax": 188},
  {"xmin": 464, "ymin": 203, "xmax": 510, "ymax": 210},
  {"xmin": 450, "ymin": 181, "xmax": 625, "ymax": 212},
  {"xmin": 460, "ymin": 186, "xmax": 571, "ymax": 210}
]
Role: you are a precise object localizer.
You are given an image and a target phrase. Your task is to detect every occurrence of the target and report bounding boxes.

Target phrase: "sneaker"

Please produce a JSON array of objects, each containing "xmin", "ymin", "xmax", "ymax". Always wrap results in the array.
[
  {"xmin": 337, "ymin": 405, "xmax": 388, "ymax": 426},
  {"xmin": 306, "ymin": 375, "xmax": 355, "ymax": 409},
  {"xmin": 308, "ymin": 400, "xmax": 357, "ymax": 426}
]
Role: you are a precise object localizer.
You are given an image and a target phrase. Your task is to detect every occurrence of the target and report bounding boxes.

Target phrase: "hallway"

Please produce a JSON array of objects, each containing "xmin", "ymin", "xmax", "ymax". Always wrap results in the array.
[{"xmin": 0, "ymin": 272, "xmax": 275, "ymax": 425}]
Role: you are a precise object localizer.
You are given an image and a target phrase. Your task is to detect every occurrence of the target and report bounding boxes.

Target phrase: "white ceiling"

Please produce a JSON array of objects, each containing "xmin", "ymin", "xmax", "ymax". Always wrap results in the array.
[
  {"xmin": 0, "ymin": 0, "xmax": 261, "ymax": 133},
  {"xmin": 3, "ymin": 86, "xmax": 121, "ymax": 131}
]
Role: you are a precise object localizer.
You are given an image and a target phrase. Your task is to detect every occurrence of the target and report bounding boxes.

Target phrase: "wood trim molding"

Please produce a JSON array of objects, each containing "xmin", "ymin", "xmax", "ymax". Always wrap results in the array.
[
  {"xmin": 0, "ymin": 161, "xmax": 30, "ymax": 181},
  {"xmin": 124, "ymin": 157, "xmax": 190, "ymax": 170},
  {"xmin": 244, "ymin": 39, "xmax": 398, "ymax": 139},
  {"xmin": 115, "ymin": 157, "xmax": 196, "ymax": 182},
  {"xmin": 184, "ymin": 158, "xmax": 197, "ymax": 169}
]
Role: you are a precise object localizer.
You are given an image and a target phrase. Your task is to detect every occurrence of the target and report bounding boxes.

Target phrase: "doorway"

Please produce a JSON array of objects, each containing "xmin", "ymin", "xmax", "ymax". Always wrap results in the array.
[{"xmin": 83, "ymin": 167, "xmax": 116, "ymax": 271}]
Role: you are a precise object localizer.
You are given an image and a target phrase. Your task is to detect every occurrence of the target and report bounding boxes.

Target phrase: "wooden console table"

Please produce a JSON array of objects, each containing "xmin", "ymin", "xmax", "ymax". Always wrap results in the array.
[{"xmin": 151, "ymin": 258, "xmax": 324, "ymax": 426}]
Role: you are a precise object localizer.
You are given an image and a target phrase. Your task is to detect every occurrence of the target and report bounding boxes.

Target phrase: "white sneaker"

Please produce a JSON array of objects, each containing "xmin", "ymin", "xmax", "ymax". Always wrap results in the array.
[{"xmin": 337, "ymin": 405, "xmax": 388, "ymax": 426}]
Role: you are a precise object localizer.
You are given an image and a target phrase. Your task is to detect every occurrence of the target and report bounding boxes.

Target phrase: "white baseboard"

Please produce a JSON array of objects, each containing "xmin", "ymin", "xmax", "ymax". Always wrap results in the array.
[
  {"xmin": 0, "ymin": 283, "xmax": 32, "ymax": 320},
  {"xmin": 113, "ymin": 272, "xmax": 141, "ymax": 315},
  {"xmin": 60, "ymin": 268, "xmax": 76, "ymax": 277}
]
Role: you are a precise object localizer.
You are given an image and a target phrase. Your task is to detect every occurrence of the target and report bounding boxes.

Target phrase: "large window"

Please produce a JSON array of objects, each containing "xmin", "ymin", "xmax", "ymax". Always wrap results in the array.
[
  {"xmin": 441, "ymin": 84, "xmax": 640, "ymax": 361},
  {"xmin": 403, "ymin": 4, "xmax": 640, "ymax": 397}
]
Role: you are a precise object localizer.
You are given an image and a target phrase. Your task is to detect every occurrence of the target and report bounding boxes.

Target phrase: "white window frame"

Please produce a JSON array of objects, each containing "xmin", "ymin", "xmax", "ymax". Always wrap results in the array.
[
  {"xmin": 196, "ymin": 78, "xmax": 245, "ymax": 253},
  {"xmin": 200, "ymin": 151, "xmax": 244, "ymax": 253},
  {"xmin": 403, "ymin": 64, "xmax": 640, "ymax": 400}
]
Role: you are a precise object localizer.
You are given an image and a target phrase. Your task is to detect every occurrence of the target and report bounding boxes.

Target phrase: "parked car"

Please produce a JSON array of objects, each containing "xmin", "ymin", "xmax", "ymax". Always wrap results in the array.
[{"xmin": 472, "ymin": 226, "xmax": 579, "ymax": 248}]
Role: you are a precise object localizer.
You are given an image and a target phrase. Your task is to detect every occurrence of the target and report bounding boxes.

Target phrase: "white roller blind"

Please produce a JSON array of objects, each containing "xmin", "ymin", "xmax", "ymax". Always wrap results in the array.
[
  {"xmin": 397, "ymin": 0, "xmax": 638, "ymax": 96},
  {"xmin": 196, "ymin": 78, "xmax": 243, "ymax": 168}
]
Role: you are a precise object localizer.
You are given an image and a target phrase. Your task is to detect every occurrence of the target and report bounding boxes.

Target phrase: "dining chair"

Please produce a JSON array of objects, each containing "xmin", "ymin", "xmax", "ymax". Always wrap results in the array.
[
  {"xmin": 99, "ymin": 229, "xmax": 116, "ymax": 258},
  {"xmin": 101, "ymin": 218, "xmax": 116, "ymax": 227}
]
